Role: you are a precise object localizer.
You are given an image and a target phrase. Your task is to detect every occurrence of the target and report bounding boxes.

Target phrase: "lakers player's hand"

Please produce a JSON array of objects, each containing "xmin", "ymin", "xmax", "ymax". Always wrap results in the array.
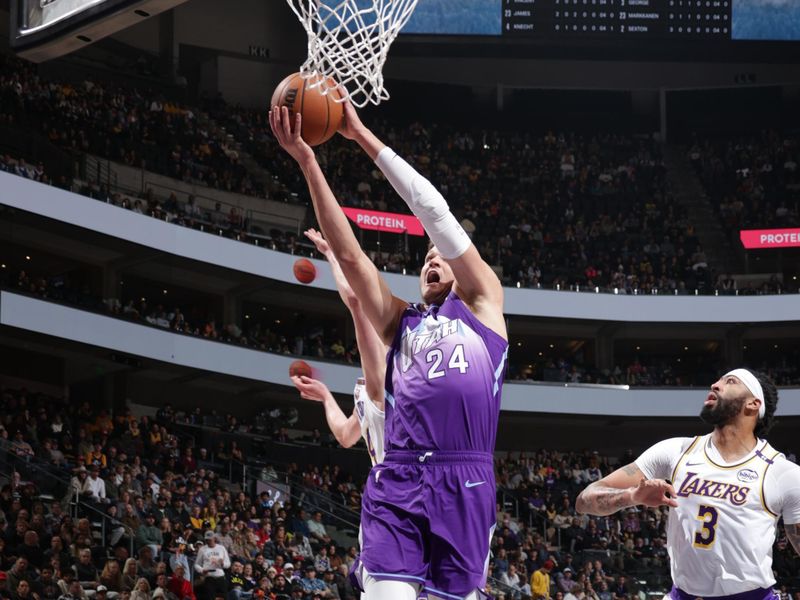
[
  {"xmin": 291, "ymin": 375, "xmax": 333, "ymax": 403},
  {"xmin": 630, "ymin": 478, "xmax": 679, "ymax": 508},
  {"xmin": 304, "ymin": 228, "xmax": 331, "ymax": 257},
  {"xmin": 269, "ymin": 105, "xmax": 314, "ymax": 165}
]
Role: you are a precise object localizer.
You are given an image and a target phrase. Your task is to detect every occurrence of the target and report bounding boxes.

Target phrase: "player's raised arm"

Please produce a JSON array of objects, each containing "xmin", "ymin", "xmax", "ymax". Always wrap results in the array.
[
  {"xmin": 305, "ymin": 227, "xmax": 361, "ymax": 309},
  {"xmin": 291, "ymin": 375, "xmax": 361, "ymax": 448},
  {"xmin": 270, "ymin": 107, "xmax": 407, "ymax": 344},
  {"xmin": 576, "ymin": 462, "xmax": 678, "ymax": 516},
  {"xmin": 340, "ymin": 102, "xmax": 506, "ymax": 339},
  {"xmin": 304, "ymin": 229, "xmax": 386, "ymax": 407}
]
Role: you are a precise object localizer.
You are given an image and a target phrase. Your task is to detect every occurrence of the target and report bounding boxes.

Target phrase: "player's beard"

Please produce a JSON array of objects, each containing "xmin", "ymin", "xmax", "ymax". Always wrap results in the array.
[
  {"xmin": 700, "ymin": 393, "xmax": 746, "ymax": 427},
  {"xmin": 421, "ymin": 281, "xmax": 453, "ymax": 306}
]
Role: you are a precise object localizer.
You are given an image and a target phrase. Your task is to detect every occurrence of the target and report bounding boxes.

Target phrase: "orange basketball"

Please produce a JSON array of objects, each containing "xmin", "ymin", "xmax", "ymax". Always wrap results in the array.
[
  {"xmin": 293, "ymin": 258, "xmax": 316, "ymax": 284},
  {"xmin": 271, "ymin": 72, "xmax": 344, "ymax": 146},
  {"xmin": 289, "ymin": 360, "xmax": 313, "ymax": 379}
]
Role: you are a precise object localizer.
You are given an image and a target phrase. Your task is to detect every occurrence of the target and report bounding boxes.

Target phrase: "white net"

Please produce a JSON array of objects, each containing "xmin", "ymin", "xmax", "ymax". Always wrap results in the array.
[{"xmin": 286, "ymin": 0, "xmax": 419, "ymax": 107}]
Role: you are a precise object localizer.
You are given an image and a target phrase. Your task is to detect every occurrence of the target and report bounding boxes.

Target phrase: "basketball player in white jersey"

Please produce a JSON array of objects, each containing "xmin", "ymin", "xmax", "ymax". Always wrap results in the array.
[
  {"xmin": 576, "ymin": 369, "xmax": 800, "ymax": 600},
  {"xmin": 290, "ymin": 228, "xmax": 385, "ymax": 466}
]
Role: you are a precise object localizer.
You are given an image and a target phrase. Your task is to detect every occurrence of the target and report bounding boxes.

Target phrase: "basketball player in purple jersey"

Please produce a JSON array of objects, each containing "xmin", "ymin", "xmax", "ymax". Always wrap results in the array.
[{"xmin": 270, "ymin": 102, "xmax": 508, "ymax": 600}]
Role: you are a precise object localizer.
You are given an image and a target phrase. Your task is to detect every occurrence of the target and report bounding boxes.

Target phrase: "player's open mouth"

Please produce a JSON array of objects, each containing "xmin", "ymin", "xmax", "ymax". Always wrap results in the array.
[
  {"xmin": 705, "ymin": 392, "xmax": 718, "ymax": 405},
  {"xmin": 426, "ymin": 271, "xmax": 440, "ymax": 284}
]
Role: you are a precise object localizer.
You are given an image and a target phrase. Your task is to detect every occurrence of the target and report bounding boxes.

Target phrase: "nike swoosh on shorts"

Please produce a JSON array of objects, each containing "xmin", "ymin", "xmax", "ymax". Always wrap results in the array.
[{"xmin": 465, "ymin": 480, "xmax": 486, "ymax": 488}]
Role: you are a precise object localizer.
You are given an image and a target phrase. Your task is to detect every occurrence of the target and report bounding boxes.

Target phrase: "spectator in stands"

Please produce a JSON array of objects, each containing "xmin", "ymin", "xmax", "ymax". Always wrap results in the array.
[
  {"xmin": 152, "ymin": 574, "xmax": 173, "ymax": 600},
  {"xmin": 500, "ymin": 564, "xmax": 525, "ymax": 599},
  {"xmin": 135, "ymin": 513, "xmax": 162, "ymax": 557},
  {"xmin": 299, "ymin": 566, "xmax": 326, "ymax": 598},
  {"xmin": 11, "ymin": 432, "xmax": 34, "ymax": 460},
  {"xmin": 194, "ymin": 531, "xmax": 230, "ymax": 600},
  {"xmin": 86, "ymin": 444, "xmax": 107, "ymax": 470},
  {"xmin": 320, "ymin": 570, "xmax": 339, "ymax": 600},
  {"xmin": 73, "ymin": 550, "xmax": 98, "ymax": 592},
  {"xmin": 494, "ymin": 548, "xmax": 509, "ymax": 575},
  {"xmin": 611, "ymin": 575, "xmax": 628, "ymax": 600},
  {"xmin": 134, "ymin": 548, "xmax": 155, "ymax": 586},
  {"xmin": 129, "ymin": 578, "xmax": 150, "ymax": 600},
  {"xmin": 33, "ymin": 567, "xmax": 59, "ymax": 600},
  {"xmin": 99, "ymin": 561, "xmax": 123, "ymax": 596},
  {"xmin": 56, "ymin": 581, "xmax": 83, "ymax": 600},
  {"xmin": 304, "ymin": 513, "xmax": 329, "ymax": 548},
  {"xmin": 166, "ymin": 500, "xmax": 190, "ymax": 530},
  {"xmin": 6, "ymin": 559, "xmax": 31, "ymax": 596},
  {"xmin": 11, "ymin": 579, "xmax": 35, "ymax": 600},
  {"xmin": 167, "ymin": 539, "xmax": 189, "ymax": 576},
  {"xmin": 226, "ymin": 561, "xmax": 253, "ymax": 600},
  {"xmin": 167, "ymin": 565, "xmax": 193, "ymax": 600},
  {"xmin": 44, "ymin": 538, "xmax": 70, "ymax": 572},
  {"xmin": 83, "ymin": 468, "xmax": 106, "ymax": 503},
  {"xmin": 270, "ymin": 572, "xmax": 290, "ymax": 600},
  {"xmin": 17, "ymin": 532, "xmax": 43, "ymax": 569},
  {"xmin": 531, "ymin": 559, "xmax": 554, "ymax": 600},
  {"xmin": 120, "ymin": 560, "xmax": 136, "ymax": 593},
  {"xmin": 557, "ymin": 567, "xmax": 577, "ymax": 594},
  {"xmin": 94, "ymin": 586, "xmax": 109, "ymax": 600}
]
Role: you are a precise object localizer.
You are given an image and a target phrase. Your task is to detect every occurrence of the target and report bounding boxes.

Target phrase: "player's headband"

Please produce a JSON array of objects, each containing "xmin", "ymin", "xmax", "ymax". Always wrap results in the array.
[{"xmin": 724, "ymin": 368, "xmax": 765, "ymax": 419}]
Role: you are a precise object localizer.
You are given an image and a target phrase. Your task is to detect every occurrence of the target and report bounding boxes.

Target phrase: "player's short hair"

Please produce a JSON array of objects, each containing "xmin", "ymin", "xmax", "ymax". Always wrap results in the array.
[{"xmin": 751, "ymin": 370, "xmax": 778, "ymax": 438}]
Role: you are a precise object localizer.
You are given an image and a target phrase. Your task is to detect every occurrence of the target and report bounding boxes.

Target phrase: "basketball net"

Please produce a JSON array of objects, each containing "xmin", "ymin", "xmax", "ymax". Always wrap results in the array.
[{"xmin": 285, "ymin": 0, "xmax": 419, "ymax": 107}]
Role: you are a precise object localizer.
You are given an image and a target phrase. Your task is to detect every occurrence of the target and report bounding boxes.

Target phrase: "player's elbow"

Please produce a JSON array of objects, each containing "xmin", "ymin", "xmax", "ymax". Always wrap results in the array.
[
  {"xmin": 333, "ymin": 428, "xmax": 358, "ymax": 449},
  {"xmin": 334, "ymin": 247, "xmax": 364, "ymax": 270},
  {"xmin": 345, "ymin": 293, "xmax": 360, "ymax": 309}
]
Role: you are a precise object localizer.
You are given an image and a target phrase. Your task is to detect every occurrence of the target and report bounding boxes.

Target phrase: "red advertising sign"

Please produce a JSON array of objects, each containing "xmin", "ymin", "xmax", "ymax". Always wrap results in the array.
[
  {"xmin": 342, "ymin": 207, "xmax": 425, "ymax": 237},
  {"xmin": 740, "ymin": 228, "xmax": 800, "ymax": 249}
]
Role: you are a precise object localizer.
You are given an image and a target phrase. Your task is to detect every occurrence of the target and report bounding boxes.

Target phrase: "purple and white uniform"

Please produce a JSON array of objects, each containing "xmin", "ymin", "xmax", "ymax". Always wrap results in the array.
[{"xmin": 359, "ymin": 291, "xmax": 508, "ymax": 599}]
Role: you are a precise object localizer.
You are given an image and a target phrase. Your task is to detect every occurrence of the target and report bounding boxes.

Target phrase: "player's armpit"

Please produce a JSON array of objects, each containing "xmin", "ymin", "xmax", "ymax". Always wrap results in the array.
[{"xmin": 785, "ymin": 523, "xmax": 800, "ymax": 556}]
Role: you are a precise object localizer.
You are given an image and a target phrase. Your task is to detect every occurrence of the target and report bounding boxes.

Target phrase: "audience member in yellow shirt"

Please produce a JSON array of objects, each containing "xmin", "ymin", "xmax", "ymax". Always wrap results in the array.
[{"xmin": 531, "ymin": 559, "xmax": 555, "ymax": 600}]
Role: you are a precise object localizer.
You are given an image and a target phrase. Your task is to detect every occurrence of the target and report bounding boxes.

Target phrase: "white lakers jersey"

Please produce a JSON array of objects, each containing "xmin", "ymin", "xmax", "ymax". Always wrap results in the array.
[
  {"xmin": 637, "ymin": 434, "xmax": 800, "ymax": 597},
  {"xmin": 354, "ymin": 378, "xmax": 385, "ymax": 466}
]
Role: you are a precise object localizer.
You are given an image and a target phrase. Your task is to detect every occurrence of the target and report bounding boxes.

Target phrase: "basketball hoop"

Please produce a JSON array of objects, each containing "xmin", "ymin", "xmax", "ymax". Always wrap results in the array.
[{"xmin": 286, "ymin": 0, "xmax": 419, "ymax": 107}]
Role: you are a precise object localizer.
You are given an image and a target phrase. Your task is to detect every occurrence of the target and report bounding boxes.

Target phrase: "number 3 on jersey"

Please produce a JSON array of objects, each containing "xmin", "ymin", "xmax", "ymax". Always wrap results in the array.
[
  {"xmin": 694, "ymin": 505, "xmax": 719, "ymax": 549},
  {"xmin": 426, "ymin": 344, "xmax": 470, "ymax": 379}
]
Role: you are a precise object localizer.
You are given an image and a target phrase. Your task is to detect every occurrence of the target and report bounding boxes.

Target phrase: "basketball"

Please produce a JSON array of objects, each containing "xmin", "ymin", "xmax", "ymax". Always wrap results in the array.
[
  {"xmin": 289, "ymin": 360, "xmax": 313, "ymax": 379},
  {"xmin": 271, "ymin": 72, "xmax": 344, "ymax": 146},
  {"xmin": 293, "ymin": 258, "xmax": 316, "ymax": 284}
]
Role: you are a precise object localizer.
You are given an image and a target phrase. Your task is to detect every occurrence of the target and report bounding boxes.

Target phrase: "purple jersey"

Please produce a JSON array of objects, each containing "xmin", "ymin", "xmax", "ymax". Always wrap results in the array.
[{"xmin": 384, "ymin": 291, "xmax": 508, "ymax": 452}]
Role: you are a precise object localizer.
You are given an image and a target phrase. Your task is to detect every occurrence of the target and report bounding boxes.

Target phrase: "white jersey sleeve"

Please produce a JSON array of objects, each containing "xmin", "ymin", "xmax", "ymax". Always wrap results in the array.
[
  {"xmin": 353, "ymin": 380, "xmax": 385, "ymax": 466},
  {"xmin": 764, "ymin": 457, "xmax": 800, "ymax": 525},
  {"xmin": 635, "ymin": 437, "xmax": 695, "ymax": 481}
]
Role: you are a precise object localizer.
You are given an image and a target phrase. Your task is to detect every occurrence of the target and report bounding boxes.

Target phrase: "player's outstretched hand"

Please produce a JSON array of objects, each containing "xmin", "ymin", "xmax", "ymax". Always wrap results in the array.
[
  {"xmin": 269, "ymin": 105, "xmax": 314, "ymax": 165},
  {"xmin": 630, "ymin": 478, "xmax": 679, "ymax": 508},
  {"xmin": 291, "ymin": 375, "xmax": 332, "ymax": 403},
  {"xmin": 304, "ymin": 228, "xmax": 331, "ymax": 256},
  {"xmin": 338, "ymin": 100, "xmax": 367, "ymax": 141}
]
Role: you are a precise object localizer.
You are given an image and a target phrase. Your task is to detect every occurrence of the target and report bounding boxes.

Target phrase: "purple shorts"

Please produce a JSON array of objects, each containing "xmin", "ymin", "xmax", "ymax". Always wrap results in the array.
[
  {"xmin": 669, "ymin": 586, "xmax": 780, "ymax": 600},
  {"xmin": 359, "ymin": 450, "xmax": 496, "ymax": 599}
]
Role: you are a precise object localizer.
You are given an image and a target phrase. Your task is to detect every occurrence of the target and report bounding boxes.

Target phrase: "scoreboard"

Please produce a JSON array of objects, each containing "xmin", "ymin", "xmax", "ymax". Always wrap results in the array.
[
  {"xmin": 402, "ymin": 0, "xmax": 800, "ymax": 44},
  {"xmin": 503, "ymin": 0, "xmax": 730, "ymax": 39}
]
